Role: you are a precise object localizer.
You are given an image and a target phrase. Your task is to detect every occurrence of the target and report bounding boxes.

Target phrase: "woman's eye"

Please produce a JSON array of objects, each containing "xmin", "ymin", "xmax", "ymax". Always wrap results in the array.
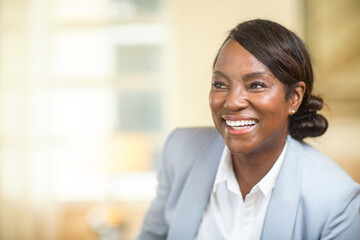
[
  {"xmin": 249, "ymin": 82, "xmax": 267, "ymax": 89},
  {"xmin": 212, "ymin": 81, "xmax": 228, "ymax": 89}
]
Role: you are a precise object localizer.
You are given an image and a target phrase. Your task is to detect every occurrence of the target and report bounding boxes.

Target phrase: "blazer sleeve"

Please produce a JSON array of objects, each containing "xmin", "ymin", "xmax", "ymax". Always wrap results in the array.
[
  {"xmin": 136, "ymin": 129, "xmax": 179, "ymax": 240},
  {"xmin": 320, "ymin": 182, "xmax": 360, "ymax": 239}
]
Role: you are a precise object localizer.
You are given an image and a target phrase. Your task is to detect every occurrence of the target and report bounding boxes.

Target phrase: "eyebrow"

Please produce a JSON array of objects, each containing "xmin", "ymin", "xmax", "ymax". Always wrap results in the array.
[
  {"xmin": 212, "ymin": 70, "xmax": 272, "ymax": 81},
  {"xmin": 242, "ymin": 71, "xmax": 272, "ymax": 80},
  {"xmin": 212, "ymin": 71, "xmax": 230, "ymax": 80}
]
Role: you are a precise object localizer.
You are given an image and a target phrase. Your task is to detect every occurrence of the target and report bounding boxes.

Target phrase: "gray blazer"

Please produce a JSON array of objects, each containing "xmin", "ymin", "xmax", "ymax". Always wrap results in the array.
[{"xmin": 138, "ymin": 128, "xmax": 360, "ymax": 240}]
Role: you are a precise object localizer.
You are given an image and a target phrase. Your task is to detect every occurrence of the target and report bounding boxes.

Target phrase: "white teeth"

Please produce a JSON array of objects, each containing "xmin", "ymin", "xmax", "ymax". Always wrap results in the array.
[{"xmin": 225, "ymin": 120, "xmax": 257, "ymax": 127}]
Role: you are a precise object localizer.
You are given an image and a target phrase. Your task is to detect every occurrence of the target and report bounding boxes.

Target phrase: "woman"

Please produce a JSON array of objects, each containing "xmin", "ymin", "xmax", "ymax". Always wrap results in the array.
[{"xmin": 137, "ymin": 19, "xmax": 360, "ymax": 240}]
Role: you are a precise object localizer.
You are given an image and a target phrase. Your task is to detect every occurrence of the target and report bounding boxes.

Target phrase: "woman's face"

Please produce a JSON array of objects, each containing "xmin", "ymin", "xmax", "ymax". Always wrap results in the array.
[{"xmin": 209, "ymin": 39, "xmax": 293, "ymax": 156}]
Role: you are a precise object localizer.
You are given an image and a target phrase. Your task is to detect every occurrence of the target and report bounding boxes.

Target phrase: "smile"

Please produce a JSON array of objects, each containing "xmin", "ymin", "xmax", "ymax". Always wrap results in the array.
[{"xmin": 225, "ymin": 119, "xmax": 257, "ymax": 129}]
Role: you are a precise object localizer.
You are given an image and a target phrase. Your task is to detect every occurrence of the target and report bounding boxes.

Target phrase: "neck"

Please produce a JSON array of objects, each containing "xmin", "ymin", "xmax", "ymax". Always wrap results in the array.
[{"xmin": 232, "ymin": 134, "xmax": 287, "ymax": 199}]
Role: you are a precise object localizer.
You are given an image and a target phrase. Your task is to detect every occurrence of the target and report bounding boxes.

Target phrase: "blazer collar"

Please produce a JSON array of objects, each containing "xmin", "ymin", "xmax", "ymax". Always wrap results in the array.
[
  {"xmin": 261, "ymin": 136, "xmax": 303, "ymax": 239},
  {"xmin": 168, "ymin": 131, "xmax": 224, "ymax": 240}
]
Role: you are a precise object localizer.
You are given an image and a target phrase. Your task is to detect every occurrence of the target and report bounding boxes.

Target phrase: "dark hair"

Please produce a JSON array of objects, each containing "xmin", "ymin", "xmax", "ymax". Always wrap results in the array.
[{"xmin": 213, "ymin": 19, "xmax": 328, "ymax": 141}]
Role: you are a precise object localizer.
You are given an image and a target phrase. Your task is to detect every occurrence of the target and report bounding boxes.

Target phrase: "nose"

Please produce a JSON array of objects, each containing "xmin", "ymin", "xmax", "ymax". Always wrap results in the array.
[{"xmin": 223, "ymin": 88, "xmax": 249, "ymax": 111}]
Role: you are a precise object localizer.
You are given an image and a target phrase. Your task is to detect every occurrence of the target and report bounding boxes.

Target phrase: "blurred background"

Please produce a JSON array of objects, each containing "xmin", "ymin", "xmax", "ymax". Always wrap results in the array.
[{"xmin": 0, "ymin": 0, "xmax": 359, "ymax": 239}]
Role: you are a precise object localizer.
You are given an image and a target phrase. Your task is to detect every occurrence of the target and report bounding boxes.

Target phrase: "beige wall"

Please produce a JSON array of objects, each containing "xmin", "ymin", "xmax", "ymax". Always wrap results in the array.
[{"xmin": 305, "ymin": 0, "xmax": 360, "ymax": 182}]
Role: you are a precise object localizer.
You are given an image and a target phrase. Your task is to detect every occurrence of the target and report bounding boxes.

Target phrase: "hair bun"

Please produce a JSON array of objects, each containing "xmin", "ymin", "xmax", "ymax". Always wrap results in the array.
[
  {"xmin": 289, "ymin": 95, "xmax": 328, "ymax": 141},
  {"xmin": 304, "ymin": 95, "xmax": 324, "ymax": 112}
]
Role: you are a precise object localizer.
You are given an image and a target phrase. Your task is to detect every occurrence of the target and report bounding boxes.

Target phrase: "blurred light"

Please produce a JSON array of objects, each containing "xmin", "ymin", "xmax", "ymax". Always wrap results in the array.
[
  {"xmin": 108, "ymin": 172, "xmax": 156, "ymax": 201},
  {"xmin": 52, "ymin": 29, "xmax": 111, "ymax": 79},
  {"xmin": 52, "ymin": 0, "xmax": 108, "ymax": 22},
  {"xmin": 107, "ymin": 24, "xmax": 166, "ymax": 45},
  {"xmin": 50, "ymin": 88, "xmax": 115, "ymax": 138}
]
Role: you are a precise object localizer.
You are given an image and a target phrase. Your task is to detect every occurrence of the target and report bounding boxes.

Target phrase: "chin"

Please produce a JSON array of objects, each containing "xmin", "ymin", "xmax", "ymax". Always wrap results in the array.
[{"xmin": 224, "ymin": 138, "xmax": 256, "ymax": 155}]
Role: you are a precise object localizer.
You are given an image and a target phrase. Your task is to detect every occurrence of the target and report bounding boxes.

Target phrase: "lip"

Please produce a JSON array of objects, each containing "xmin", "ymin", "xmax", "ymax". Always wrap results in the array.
[
  {"xmin": 222, "ymin": 115, "xmax": 259, "ymax": 135},
  {"xmin": 222, "ymin": 115, "xmax": 258, "ymax": 121}
]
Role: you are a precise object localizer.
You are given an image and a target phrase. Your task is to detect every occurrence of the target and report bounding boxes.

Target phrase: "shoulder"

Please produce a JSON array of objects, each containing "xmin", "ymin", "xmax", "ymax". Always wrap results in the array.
[
  {"xmin": 290, "ymin": 137, "xmax": 356, "ymax": 189},
  {"xmin": 299, "ymin": 138, "xmax": 358, "ymax": 203},
  {"xmin": 137, "ymin": 127, "xmax": 223, "ymax": 239},
  {"xmin": 164, "ymin": 127, "xmax": 220, "ymax": 150},
  {"xmin": 159, "ymin": 127, "xmax": 224, "ymax": 223},
  {"xmin": 288, "ymin": 137, "xmax": 360, "ymax": 231},
  {"xmin": 286, "ymin": 137, "xmax": 360, "ymax": 238},
  {"xmin": 162, "ymin": 127, "xmax": 222, "ymax": 172}
]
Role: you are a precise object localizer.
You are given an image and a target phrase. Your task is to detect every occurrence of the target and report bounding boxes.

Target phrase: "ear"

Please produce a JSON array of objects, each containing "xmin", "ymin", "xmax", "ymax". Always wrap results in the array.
[{"xmin": 288, "ymin": 81, "xmax": 306, "ymax": 115}]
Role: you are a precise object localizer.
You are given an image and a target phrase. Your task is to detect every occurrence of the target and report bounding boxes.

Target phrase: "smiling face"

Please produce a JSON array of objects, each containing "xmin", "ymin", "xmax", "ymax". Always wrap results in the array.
[{"xmin": 210, "ymin": 39, "xmax": 294, "ymax": 158}]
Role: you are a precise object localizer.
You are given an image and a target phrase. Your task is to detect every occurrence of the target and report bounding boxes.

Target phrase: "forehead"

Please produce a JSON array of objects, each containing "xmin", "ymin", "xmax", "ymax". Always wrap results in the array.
[{"xmin": 214, "ymin": 39, "xmax": 269, "ymax": 75}]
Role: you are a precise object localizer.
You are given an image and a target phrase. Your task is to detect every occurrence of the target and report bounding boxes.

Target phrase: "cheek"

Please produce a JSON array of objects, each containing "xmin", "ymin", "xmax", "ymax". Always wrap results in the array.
[
  {"xmin": 256, "ymin": 94, "xmax": 290, "ymax": 119},
  {"xmin": 209, "ymin": 92, "xmax": 224, "ymax": 114}
]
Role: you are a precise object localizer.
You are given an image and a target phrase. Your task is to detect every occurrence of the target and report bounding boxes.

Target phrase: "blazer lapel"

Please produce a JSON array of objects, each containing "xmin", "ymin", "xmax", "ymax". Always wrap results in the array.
[
  {"xmin": 261, "ymin": 136, "xmax": 303, "ymax": 239},
  {"xmin": 168, "ymin": 132, "xmax": 224, "ymax": 240}
]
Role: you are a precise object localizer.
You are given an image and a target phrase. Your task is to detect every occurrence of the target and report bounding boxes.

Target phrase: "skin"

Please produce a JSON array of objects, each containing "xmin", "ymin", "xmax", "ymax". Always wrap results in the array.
[{"xmin": 209, "ymin": 39, "xmax": 305, "ymax": 198}]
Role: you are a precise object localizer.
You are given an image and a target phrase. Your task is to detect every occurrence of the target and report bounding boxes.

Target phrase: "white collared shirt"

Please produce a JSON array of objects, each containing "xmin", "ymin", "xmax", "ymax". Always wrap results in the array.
[{"xmin": 196, "ymin": 143, "xmax": 287, "ymax": 240}]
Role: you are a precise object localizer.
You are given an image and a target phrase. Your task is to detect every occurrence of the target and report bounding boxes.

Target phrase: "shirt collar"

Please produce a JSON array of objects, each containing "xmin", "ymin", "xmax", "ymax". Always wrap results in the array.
[
  {"xmin": 257, "ymin": 142, "xmax": 287, "ymax": 197},
  {"xmin": 213, "ymin": 146, "xmax": 238, "ymax": 194},
  {"xmin": 212, "ymin": 142, "xmax": 288, "ymax": 198}
]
